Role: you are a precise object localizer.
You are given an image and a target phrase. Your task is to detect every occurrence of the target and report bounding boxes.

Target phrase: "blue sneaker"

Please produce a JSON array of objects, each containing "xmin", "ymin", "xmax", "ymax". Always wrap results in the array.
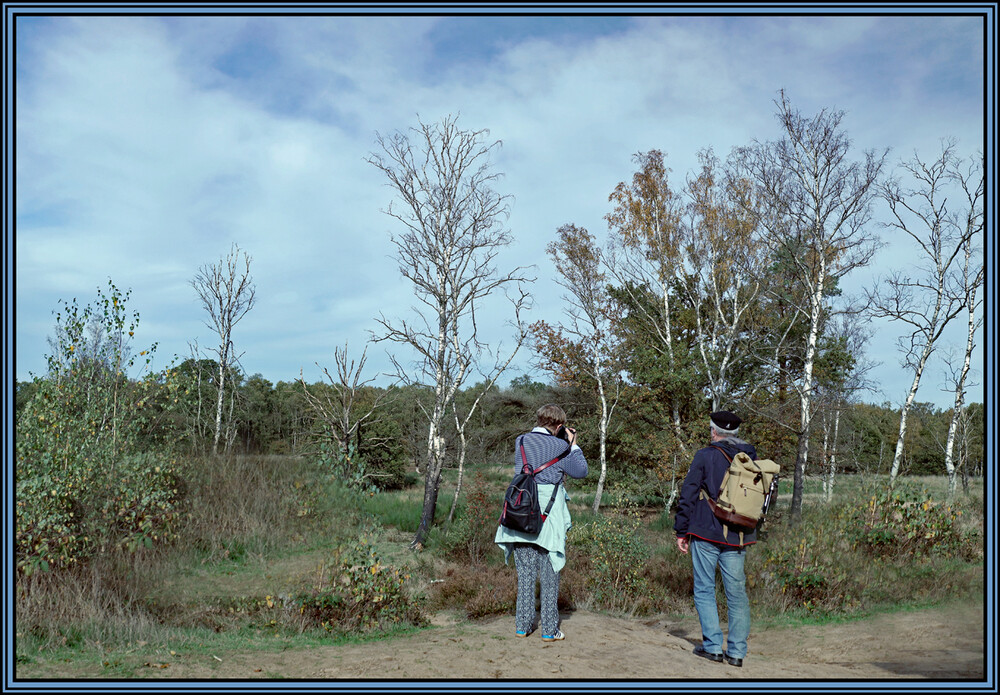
[
  {"xmin": 515, "ymin": 630, "xmax": 529, "ymax": 638},
  {"xmin": 540, "ymin": 629, "xmax": 565, "ymax": 642}
]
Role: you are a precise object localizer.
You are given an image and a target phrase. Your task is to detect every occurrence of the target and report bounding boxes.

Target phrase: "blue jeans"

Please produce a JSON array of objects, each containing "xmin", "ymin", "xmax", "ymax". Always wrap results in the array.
[{"xmin": 690, "ymin": 538, "xmax": 750, "ymax": 659}]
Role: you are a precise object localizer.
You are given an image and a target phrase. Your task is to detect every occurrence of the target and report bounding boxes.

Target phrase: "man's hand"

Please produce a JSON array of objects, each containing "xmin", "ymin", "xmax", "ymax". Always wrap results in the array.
[{"xmin": 676, "ymin": 536, "xmax": 689, "ymax": 554}]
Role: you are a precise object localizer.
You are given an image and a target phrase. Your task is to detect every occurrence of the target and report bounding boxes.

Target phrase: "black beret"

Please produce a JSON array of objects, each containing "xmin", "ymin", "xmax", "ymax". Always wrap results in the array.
[{"xmin": 710, "ymin": 411, "xmax": 742, "ymax": 430}]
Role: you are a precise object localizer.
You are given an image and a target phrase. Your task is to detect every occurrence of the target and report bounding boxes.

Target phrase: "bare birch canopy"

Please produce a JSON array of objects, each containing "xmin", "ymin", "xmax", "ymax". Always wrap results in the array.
[
  {"xmin": 729, "ymin": 91, "xmax": 888, "ymax": 523},
  {"xmin": 367, "ymin": 115, "xmax": 532, "ymax": 548},
  {"xmin": 191, "ymin": 243, "xmax": 257, "ymax": 455},
  {"xmin": 866, "ymin": 143, "xmax": 983, "ymax": 486}
]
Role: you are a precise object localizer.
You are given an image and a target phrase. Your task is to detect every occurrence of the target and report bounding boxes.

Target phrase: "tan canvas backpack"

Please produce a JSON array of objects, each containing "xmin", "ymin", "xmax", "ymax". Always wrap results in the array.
[{"xmin": 699, "ymin": 446, "xmax": 781, "ymax": 544}]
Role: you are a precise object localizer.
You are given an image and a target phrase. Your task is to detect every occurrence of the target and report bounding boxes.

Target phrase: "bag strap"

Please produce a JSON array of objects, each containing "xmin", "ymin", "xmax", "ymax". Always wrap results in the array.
[
  {"xmin": 540, "ymin": 480, "xmax": 561, "ymax": 521},
  {"xmin": 517, "ymin": 435, "xmax": 569, "ymax": 523},
  {"xmin": 705, "ymin": 445, "xmax": 736, "ymax": 543},
  {"xmin": 709, "ymin": 445, "xmax": 733, "ymax": 463},
  {"xmin": 702, "ymin": 446, "xmax": 733, "ymax": 502}
]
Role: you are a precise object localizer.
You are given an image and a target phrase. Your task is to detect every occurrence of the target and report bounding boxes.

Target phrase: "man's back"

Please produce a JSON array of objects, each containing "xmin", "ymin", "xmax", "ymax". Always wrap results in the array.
[{"xmin": 674, "ymin": 436, "xmax": 758, "ymax": 547}]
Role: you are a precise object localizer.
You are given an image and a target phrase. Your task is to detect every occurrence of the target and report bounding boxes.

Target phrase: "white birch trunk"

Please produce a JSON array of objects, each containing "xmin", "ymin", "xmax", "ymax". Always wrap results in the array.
[
  {"xmin": 820, "ymin": 414, "xmax": 831, "ymax": 500},
  {"xmin": 592, "ymin": 374, "xmax": 609, "ymax": 513},
  {"xmin": 826, "ymin": 409, "xmax": 840, "ymax": 503},
  {"xmin": 213, "ymin": 359, "xmax": 226, "ymax": 455},
  {"xmin": 944, "ymin": 295, "xmax": 976, "ymax": 498},
  {"xmin": 225, "ymin": 383, "xmax": 237, "ymax": 454},
  {"xmin": 664, "ymin": 470, "xmax": 679, "ymax": 515},
  {"xmin": 658, "ymin": 271, "xmax": 684, "ymax": 440},
  {"xmin": 792, "ymin": 276, "xmax": 825, "ymax": 518},
  {"xmin": 447, "ymin": 416, "xmax": 467, "ymax": 525},
  {"xmin": 889, "ymin": 343, "xmax": 933, "ymax": 485}
]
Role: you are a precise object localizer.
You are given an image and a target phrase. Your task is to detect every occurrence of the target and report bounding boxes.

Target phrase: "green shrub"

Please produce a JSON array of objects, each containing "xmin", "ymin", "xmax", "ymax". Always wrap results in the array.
[
  {"xmin": 749, "ymin": 484, "xmax": 983, "ymax": 617},
  {"xmin": 315, "ymin": 439, "xmax": 408, "ymax": 494},
  {"xmin": 851, "ymin": 488, "xmax": 971, "ymax": 559},
  {"xmin": 444, "ymin": 471, "xmax": 500, "ymax": 565},
  {"xmin": 16, "ymin": 451, "xmax": 184, "ymax": 576},
  {"xmin": 569, "ymin": 506, "xmax": 651, "ymax": 614},
  {"xmin": 295, "ymin": 541, "xmax": 426, "ymax": 633},
  {"xmin": 754, "ymin": 501, "xmax": 868, "ymax": 614},
  {"xmin": 15, "ymin": 282, "xmax": 184, "ymax": 576}
]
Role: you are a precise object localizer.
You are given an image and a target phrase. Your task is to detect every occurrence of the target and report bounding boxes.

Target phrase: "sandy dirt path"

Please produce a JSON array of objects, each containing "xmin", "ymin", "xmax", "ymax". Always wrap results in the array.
[{"xmin": 107, "ymin": 599, "xmax": 984, "ymax": 682}]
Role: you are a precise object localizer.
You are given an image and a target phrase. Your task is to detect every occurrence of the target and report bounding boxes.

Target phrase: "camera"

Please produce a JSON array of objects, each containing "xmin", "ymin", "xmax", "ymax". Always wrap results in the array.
[{"xmin": 556, "ymin": 425, "xmax": 574, "ymax": 442}]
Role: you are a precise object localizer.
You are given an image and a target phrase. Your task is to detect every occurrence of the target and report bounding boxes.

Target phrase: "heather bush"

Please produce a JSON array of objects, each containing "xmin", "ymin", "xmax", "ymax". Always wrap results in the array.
[
  {"xmin": 751, "ymin": 483, "xmax": 982, "ymax": 616},
  {"xmin": 425, "ymin": 565, "xmax": 516, "ymax": 620},
  {"xmin": 851, "ymin": 487, "xmax": 974, "ymax": 559},
  {"xmin": 295, "ymin": 541, "xmax": 426, "ymax": 632},
  {"xmin": 569, "ymin": 505, "xmax": 650, "ymax": 614}
]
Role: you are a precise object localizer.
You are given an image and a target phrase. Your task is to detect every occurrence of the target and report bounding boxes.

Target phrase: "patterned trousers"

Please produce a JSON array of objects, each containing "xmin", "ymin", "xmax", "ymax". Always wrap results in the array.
[{"xmin": 513, "ymin": 543, "xmax": 560, "ymax": 635}]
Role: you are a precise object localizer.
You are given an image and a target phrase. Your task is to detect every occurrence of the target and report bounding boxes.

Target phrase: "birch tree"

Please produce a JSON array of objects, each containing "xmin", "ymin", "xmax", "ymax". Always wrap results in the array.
[
  {"xmin": 367, "ymin": 115, "xmax": 531, "ymax": 549},
  {"xmin": 446, "ymin": 337, "xmax": 526, "ymax": 524},
  {"xmin": 682, "ymin": 149, "xmax": 769, "ymax": 410},
  {"xmin": 192, "ymin": 243, "xmax": 256, "ymax": 455},
  {"xmin": 299, "ymin": 342, "xmax": 395, "ymax": 487},
  {"xmin": 730, "ymin": 91, "xmax": 887, "ymax": 522},
  {"xmin": 531, "ymin": 223, "xmax": 622, "ymax": 512},
  {"xmin": 941, "ymin": 153, "xmax": 983, "ymax": 498},
  {"xmin": 867, "ymin": 142, "xmax": 977, "ymax": 487}
]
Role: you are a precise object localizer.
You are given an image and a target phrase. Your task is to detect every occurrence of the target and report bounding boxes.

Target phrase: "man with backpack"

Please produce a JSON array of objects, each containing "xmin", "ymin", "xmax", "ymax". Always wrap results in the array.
[
  {"xmin": 674, "ymin": 411, "xmax": 758, "ymax": 668},
  {"xmin": 495, "ymin": 404, "xmax": 588, "ymax": 642}
]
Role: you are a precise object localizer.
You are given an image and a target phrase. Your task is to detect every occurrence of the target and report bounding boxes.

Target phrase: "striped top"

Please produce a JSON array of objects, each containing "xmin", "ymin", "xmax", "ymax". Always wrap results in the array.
[{"xmin": 514, "ymin": 427, "xmax": 588, "ymax": 485}]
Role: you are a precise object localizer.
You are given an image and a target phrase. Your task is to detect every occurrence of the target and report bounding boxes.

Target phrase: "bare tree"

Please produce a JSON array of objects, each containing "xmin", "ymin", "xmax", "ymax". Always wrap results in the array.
[
  {"xmin": 867, "ymin": 142, "xmax": 977, "ymax": 487},
  {"xmin": 299, "ymin": 341, "xmax": 393, "ymax": 468},
  {"xmin": 192, "ymin": 243, "xmax": 256, "ymax": 455},
  {"xmin": 730, "ymin": 90, "xmax": 888, "ymax": 523},
  {"xmin": 941, "ymin": 153, "xmax": 984, "ymax": 498},
  {"xmin": 446, "ymin": 336, "xmax": 526, "ymax": 525},
  {"xmin": 367, "ymin": 114, "xmax": 532, "ymax": 549}
]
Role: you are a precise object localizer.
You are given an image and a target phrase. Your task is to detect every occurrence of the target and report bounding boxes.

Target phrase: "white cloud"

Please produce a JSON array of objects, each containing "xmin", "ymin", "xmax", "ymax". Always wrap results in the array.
[{"xmin": 13, "ymin": 13, "xmax": 987, "ymax": 408}]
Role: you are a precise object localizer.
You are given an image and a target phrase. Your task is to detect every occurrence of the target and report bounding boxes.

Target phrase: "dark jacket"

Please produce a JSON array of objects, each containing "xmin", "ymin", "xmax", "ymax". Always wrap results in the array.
[{"xmin": 673, "ymin": 437, "xmax": 759, "ymax": 548}]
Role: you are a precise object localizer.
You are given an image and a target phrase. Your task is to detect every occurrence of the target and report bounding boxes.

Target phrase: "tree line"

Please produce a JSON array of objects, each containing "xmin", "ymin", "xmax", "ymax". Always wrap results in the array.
[{"xmin": 13, "ymin": 364, "xmax": 985, "ymax": 487}]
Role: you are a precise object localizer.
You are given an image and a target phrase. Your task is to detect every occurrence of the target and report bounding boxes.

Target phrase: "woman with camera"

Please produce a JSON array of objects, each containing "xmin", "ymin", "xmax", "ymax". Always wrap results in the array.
[{"xmin": 494, "ymin": 404, "xmax": 588, "ymax": 642}]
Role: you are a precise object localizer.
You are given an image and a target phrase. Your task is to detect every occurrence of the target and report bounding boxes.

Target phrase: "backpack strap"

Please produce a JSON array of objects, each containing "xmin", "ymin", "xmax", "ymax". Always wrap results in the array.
[
  {"xmin": 703, "ymin": 445, "xmax": 741, "ymax": 544},
  {"xmin": 540, "ymin": 480, "xmax": 561, "ymax": 522},
  {"xmin": 517, "ymin": 435, "xmax": 570, "ymax": 523},
  {"xmin": 709, "ymin": 445, "xmax": 733, "ymax": 462}
]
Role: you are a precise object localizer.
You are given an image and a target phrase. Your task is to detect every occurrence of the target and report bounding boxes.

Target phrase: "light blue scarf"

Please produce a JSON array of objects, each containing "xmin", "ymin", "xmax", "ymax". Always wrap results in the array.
[{"xmin": 494, "ymin": 483, "xmax": 572, "ymax": 573}]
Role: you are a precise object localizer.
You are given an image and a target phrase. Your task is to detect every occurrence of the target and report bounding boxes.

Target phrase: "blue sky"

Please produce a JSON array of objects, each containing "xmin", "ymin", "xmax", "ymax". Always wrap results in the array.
[{"xmin": 10, "ymin": 8, "xmax": 990, "ymax": 410}]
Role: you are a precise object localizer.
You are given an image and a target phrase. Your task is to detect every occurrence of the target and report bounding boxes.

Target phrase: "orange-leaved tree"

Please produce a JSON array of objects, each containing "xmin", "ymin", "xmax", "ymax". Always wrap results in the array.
[{"xmin": 605, "ymin": 150, "xmax": 691, "ymax": 454}]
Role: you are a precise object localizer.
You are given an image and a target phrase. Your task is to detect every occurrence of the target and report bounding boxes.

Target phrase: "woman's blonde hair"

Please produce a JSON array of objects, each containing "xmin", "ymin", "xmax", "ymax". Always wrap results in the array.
[{"xmin": 536, "ymin": 404, "xmax": 567, "ymax": 430}]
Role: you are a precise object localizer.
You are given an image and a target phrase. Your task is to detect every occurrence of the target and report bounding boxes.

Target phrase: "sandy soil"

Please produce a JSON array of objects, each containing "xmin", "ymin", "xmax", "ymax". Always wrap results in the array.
[{"xmin": 77, "ymin": 599, "xmax": 984, "ymax": 683}]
